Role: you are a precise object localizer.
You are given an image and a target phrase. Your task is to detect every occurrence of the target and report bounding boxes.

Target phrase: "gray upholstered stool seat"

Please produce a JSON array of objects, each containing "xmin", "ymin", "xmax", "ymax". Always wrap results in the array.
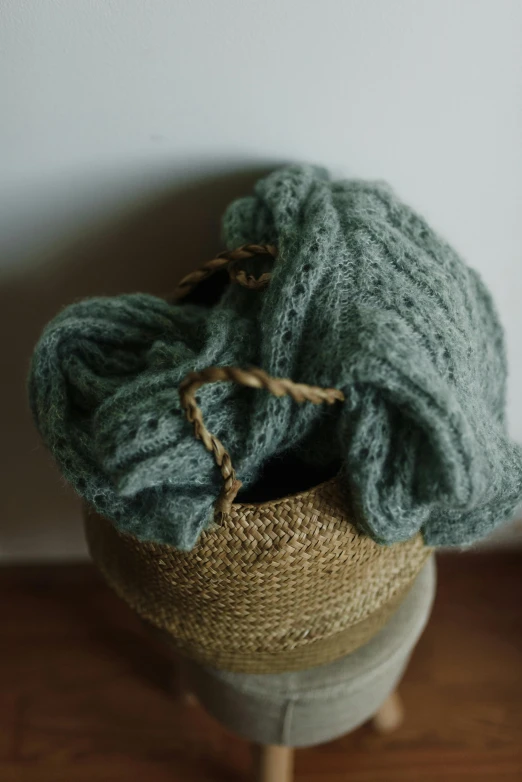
[{"xmin": 184, "ymin": 556, "xmax": 436, "ymax": 748}]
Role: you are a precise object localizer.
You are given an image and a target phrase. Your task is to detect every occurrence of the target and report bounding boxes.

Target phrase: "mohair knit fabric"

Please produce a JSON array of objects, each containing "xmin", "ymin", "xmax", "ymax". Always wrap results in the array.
[{"xmin": 29, "ymin": 165, "xmax": 522, "ymax": 550}]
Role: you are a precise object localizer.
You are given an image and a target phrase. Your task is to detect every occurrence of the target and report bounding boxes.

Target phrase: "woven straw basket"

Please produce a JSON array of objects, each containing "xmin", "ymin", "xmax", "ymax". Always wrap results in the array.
[{"xmin": 84, "ymin": 244, "xmax": 431, "ymax": 674}]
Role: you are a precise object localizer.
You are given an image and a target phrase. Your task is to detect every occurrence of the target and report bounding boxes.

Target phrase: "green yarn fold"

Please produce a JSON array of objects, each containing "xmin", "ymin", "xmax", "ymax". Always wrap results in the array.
[{"xmin": 29, "ymin": 165, "xmax": 522, "ymax": 549}]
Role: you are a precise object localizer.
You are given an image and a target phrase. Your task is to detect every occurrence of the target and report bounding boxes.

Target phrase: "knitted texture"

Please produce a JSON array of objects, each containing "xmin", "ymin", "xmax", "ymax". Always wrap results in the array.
[{"xmin": 29, "ymin": 165, "xmax": 522, "ymax": 549}]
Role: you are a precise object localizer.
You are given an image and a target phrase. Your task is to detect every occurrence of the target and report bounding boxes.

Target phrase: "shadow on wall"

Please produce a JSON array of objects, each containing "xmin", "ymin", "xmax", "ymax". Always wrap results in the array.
[{"xmin": 0, "ymin": 165, "xmax": 273, "ymax": 561}]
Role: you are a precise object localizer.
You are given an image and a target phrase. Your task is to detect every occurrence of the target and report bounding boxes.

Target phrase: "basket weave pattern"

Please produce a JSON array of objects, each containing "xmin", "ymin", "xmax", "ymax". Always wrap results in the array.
[{"xmin": 85, "ymin": 478, "xmax": 429, "ymax": 673}]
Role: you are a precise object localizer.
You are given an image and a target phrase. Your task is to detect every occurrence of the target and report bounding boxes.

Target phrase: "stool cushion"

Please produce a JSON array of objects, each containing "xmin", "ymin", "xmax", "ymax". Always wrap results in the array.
[{"xmin": 184, "ymin": 555, "xmax": 436, "ymax": 747}]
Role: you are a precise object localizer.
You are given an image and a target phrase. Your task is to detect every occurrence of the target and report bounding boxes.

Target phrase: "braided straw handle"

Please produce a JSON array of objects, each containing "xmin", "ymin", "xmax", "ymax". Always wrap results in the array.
[
  {"xmin": 173, "ymin": 244, "xmax": 277, "ymax": 300},
  {"xmin": 179, "ymin": 366, "xmax": 345, "ymax": 515}
]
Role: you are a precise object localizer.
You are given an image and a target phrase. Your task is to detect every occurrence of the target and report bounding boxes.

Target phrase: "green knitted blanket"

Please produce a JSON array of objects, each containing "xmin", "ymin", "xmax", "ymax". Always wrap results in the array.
[{"xmin": 29, "ymin": 165, "xmax": 522, "ymax": 549}]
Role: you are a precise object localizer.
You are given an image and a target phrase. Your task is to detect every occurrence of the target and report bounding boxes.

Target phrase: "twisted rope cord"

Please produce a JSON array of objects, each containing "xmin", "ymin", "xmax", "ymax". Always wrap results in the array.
[
  {"xmin": 179, "ymin": 366, "xmax": 345, "ymax": 514},
  {"xmin": 173, "ymin": 244, "xmax": 277, "ymax": 300}
]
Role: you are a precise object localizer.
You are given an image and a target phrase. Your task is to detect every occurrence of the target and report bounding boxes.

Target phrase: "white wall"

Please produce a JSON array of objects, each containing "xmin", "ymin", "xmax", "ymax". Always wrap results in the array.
[{"xmin": 1, "ymin": 0, "xmax": 521, "ymax": 560}]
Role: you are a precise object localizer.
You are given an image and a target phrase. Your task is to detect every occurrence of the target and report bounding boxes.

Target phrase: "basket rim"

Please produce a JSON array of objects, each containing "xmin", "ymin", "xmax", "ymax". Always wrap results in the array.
[{"xmin": 226, "ymin": 473, "xmax": 341, "ymax": 512}]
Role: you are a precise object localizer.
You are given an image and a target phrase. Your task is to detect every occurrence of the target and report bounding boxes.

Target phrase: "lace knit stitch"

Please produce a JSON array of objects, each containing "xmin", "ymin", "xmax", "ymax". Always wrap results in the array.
[{"xmin": 28, "ymin": 165, "xmax": 522, "ymax": 549}]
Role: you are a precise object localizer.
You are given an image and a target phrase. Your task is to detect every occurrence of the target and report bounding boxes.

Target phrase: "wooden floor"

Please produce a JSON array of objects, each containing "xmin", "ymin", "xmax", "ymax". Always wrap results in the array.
[{"xmin": 0, "ymin": 553, "xmax": 521, "ymax": 781}]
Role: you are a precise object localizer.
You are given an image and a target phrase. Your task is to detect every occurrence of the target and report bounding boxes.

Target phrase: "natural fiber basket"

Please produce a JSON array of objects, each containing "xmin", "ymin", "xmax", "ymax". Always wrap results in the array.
[{"xmin": 84, "ymin": 245, "xmax": 431, "ymax": 674}]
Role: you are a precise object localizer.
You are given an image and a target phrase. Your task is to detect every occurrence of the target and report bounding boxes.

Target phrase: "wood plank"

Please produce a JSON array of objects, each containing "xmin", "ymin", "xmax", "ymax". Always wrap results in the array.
[{"xmin": 0, "ymin": 553, "xmax": 521, "ymax": 780}]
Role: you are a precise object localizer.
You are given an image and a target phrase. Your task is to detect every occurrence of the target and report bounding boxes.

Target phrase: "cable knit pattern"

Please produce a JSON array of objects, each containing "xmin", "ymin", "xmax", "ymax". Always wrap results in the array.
[{"xmin": 28, "ymin": 165, "xmax": 522, "ymax": 549}]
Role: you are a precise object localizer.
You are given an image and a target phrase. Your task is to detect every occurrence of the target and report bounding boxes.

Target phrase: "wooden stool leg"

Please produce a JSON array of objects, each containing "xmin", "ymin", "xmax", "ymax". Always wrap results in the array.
[
  {"xmin": 372, "ymin": 689, "xmax": 404, "ymax": 734},
  {"xmin": 169, "ymin": 663, "xmax": 199, "ymax": 707},
  {"xmin": 253, "ymin": 744, "xmax": 294, "ymax": 782}
]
